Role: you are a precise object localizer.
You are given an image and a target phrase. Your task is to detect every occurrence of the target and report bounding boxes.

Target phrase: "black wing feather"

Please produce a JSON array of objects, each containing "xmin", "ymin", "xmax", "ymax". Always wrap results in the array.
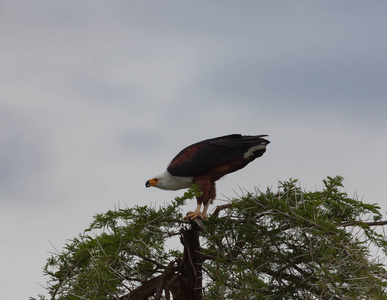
[{"xmin": 167, "ymin": 134, "xmax": 269, "ymax": 177}]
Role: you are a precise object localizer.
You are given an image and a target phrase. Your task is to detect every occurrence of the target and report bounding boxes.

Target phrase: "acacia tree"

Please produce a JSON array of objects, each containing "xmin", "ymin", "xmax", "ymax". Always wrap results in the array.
[{"xmin": 32, "ymin": 176, "xmax": 387, "ymax": 299}]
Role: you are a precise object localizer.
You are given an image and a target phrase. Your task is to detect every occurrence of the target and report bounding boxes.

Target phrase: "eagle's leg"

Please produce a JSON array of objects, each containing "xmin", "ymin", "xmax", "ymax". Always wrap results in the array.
[
  {"xmin": 200, "ymin": 181, "xmax": 216, "ymax": 219},
  {"xmin": 200, "ymin": 202, "xmax": 211, "ymax": 219},
  {"xmin": 184, "ymin": 179, "xmax": 212, "ymax": 220}
]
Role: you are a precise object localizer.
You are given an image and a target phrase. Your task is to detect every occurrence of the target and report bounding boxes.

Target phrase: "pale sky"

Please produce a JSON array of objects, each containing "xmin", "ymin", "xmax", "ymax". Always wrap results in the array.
[{"xmin": 1, "ymin": 1, "xmax": 387, "ymax": 299}]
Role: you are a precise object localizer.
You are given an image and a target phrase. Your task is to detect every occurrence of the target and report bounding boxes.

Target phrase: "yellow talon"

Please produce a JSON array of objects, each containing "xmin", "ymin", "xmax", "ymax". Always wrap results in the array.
[{"xmin": 184, "ymin": 211, "xmax": 204, "ymax": 221}]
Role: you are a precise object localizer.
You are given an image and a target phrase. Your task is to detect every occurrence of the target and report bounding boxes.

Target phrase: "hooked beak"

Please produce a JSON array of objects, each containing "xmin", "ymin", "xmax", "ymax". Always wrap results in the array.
[{"xmin": 146, "ymin": 178, "xmax": 157, "ymax": 188}]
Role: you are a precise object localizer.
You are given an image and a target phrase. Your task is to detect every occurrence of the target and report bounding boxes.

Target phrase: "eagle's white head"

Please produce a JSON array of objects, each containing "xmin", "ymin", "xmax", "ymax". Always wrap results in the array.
[{"xmin": 146, "ymin": 171, "xmax": 193, "ymax": 191}]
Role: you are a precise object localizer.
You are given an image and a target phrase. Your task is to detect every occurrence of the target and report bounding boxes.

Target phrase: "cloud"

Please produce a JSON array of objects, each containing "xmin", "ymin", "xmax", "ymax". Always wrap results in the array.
[
  {"xmin": 1, "ymin": 1, "xmax": 387, "ymax": 299},
  {"xmin": 0, "ymin": 108, "xmax": 51, "ymax": 203}
]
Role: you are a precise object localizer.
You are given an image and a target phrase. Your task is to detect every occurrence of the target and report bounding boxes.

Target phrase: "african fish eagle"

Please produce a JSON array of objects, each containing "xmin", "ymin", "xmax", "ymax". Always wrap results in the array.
[{"xmin": 146, "ymin": 134, "xmax": 270, "ymax": 220}]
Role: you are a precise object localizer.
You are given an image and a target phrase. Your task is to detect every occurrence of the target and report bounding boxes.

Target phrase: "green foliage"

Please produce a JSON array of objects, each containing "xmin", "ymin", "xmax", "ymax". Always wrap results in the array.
[
  {"xmin": 32, "ymin": 177, "xmax": 387, "ymax": 300},
  {"xmin": 33, "ymin": 188, "xmax": 194, "ymax": 300},
  {"xmin": 202, "ymin": 176, "xmax": 387, "ymax": 299},
  {"xmin": 174, "ymin": 183, "xmax": 202, "ymax": 204}
]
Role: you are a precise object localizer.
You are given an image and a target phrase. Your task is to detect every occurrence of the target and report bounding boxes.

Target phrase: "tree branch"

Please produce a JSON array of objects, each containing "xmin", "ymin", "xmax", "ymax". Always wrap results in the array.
[
  {"xmin": 212, "ymin": 203, "xmax": 232, "ymax": 217},
  {"xmin": 338, "ymin": 220, "xmax": 387, "ymax": 228},
  {"xmin": 122, "ymin": 262, "xmax": 179, "ymax": 300}
]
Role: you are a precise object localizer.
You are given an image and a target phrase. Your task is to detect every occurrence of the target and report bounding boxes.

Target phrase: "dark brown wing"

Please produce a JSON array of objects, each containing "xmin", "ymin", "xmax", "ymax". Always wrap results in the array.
[{"xmin": 167, "ymin": 134, "xmax": 269, "ymax": 177}]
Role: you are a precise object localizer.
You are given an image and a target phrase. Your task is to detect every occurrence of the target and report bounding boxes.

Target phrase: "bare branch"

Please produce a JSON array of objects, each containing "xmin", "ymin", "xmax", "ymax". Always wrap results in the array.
[{"xmin": 338, "ymin": 220, "xmax": 387, "ymax": 228}]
